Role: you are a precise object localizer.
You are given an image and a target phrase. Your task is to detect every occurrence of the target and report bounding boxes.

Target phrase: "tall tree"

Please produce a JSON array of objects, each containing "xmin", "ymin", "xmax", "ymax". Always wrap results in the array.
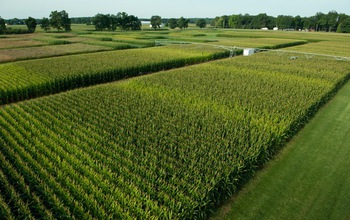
[
  {"xmin": 0, "ymin": 18, "xmax": 6, "ymax": 34},
  {"xmin": 241, "ymin": 14, "xmax": 253, "ymax": 29},
  {"xmin": 327, "ymin": 11, "xmax": 339, "ymax": 32},
  {"xmin": 61, "ymin": 10, "xmax": 71, "ymax": 32},
  {"xmin": 168, "ymin": 18, "xmax": 178, "ymax": 29},
  {"xmin": 40, "ymin": 17, "xmax": 51, "ymax": 32},
  {"xmin": 128, "ymin": 15, "xmax": 142, "ymax": 31},
  {"xmin": 315, "ymin": 12, "xmax": 326, "ymax": 31},
  {"xmin": 293, "ymin": 16, "xmax": 303, "ymax": 30},
  {"xmin": 211, "ymin": 17, "xmax": 219, "ymax": 27},
  {"xmin": 117, "ymin": 12, "xmax": 130, "ymax": 31},
  {"xmin": 337, "ymin": 17, "xmax": 350, "ymax": 33},
  {"xmin": 196, "ymin": 19, "xmax": 206, "ymax": 28},
  {"xmin": 110, "ymin": 14, "xmax": 119, "ymax": 31},
  {"xmin": 50, "ymin": 10, "xmax": 71, "ymax": 32},
  {"xmin": 150, "ymin": 15, "xmax": 162, "ymax": 29},
  {"xmin": 50, "ymin": 10, "xmax": 63, "ymax": 31},
  {"xmin": 25, "ymin": 16, "xmax": 37, "ymax": 33},
  {"xmin": 216, "ymin": 16, "xmax": 229, "ymax": 28},
  {"xmin": 229, "ymin": 15, "xmax": 239, "ymax": 28},
  {"xmin": 276, "ymin": 15, "xmax": 294, "ymax": 29},
  {"xmin": 251, "ymin": 13, "xmax": 271, "ymax": 29},
  {"xmin": 177, "ymin": 17, "xmax": 189, "ymax": 29},
  {"xmin": 92, "ymin": 13, "xmax": 110, "ymax": 31}
]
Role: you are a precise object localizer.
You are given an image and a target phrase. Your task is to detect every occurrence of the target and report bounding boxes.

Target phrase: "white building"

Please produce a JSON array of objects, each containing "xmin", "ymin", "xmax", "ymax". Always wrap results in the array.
[{"xmin": 243, "ymin": 48, "xmax": 255, "ymax": 56}]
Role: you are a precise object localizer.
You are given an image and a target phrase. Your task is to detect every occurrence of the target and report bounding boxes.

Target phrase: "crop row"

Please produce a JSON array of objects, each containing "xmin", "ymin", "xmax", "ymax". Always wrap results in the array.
[
  {"xmin": 0, "ymin": 53, "xmax": 349, "ymax": 219},
  {"xmin": 0, "ymin": 44, "xmax": 229, "ymax": 105}
]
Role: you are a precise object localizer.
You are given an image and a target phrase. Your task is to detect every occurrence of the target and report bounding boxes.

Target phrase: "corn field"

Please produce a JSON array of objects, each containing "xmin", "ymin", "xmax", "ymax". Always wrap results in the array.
[
  {"xmin": 0, "ymin": 44, "xmax": 229, "ymax": 105},
  {"xmin": 0, "ymin": 52, "xmax": 349, "ymax": 219}
]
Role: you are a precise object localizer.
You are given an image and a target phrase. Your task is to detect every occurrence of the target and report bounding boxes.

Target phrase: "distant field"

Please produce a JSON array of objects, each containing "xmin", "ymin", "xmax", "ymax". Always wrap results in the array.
[
  {"xmin": 0, "ymin": 43, "xmax": 112, "ymax": 63},
  {"xmin": 217, "ymin": 29, "xmax": 350, "ymax": 42},
  {"xmin": 284, "ymin": 40, "xmax": 350, "ymax": 57},
  {"xmin": 0, "ymin": 35, "xmax": 45, "ymax": 49},
  {"xmin": 210, "ymin": 38, "xmax": 307, "ymax": 49}
]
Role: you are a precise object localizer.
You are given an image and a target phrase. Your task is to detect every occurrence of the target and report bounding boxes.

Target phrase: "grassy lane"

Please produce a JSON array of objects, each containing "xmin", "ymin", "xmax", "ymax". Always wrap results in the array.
[{"xmin": 213, "ymin": 80, "xmax": 350, "ymax": 220}]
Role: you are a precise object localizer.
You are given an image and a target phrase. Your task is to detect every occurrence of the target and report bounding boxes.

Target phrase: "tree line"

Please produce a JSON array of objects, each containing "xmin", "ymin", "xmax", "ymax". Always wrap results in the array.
[
  {"xmin": 0, "ymin": 10, "xmax": 72, "ymax": 34},
  {"xmin": 0, "ymin": 16, "xmax": 36, "ymax": 34},
  {"xmin": 1, "ymin": 10, "xmax": 350, "ymax": 34},
  {"xmin": 92, "ymin": 12, "xmax": 141, "ymax": 31},
  {"xmin": 151, "ymin": 16, "xmax": 207, "ymax": 29},
  {"xmin": 212, "ymin": 11, "xmax": 350, "ymax": 32}
]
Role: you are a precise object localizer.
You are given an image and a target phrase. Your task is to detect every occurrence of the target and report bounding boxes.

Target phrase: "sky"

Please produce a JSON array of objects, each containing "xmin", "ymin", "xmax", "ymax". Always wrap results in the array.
[{"xmin": 0, "ymin": 0, "xmax": 349, "ymax": 19}]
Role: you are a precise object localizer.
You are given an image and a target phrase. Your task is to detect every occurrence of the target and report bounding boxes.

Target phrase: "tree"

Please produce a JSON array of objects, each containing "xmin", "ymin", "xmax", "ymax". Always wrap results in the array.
[
  {"xmin": 315, "ymin": 12, "xmax": 327, "ymax": 31},
  {"xmin": 229, "ymin": 15, "xmax": 239, "ymax": 28},
  {"xmin": 92, "ymin": 13, "xmax": 110, "ymax": 31},
  {"xmin": 216, "ymin": 16, "xmax": 229, "ymax": 28},
  {"xmin": 168, "ymin": 18, "xmax": 178, "ymax": 29},
  {"xmin": 50, "ymin": 10, "xmax": 71, "ymax": 32},
  {"xmin": 196, "ymin": 19, "xmax": 206, "ymax": 28},
  {"xmin": 250, "ymin": 13, "xmax": 274, "ymax": 29},
  {"xmin": 177, "ymin": 17, "xmax": 189, "ymax": 29},
  {"xmin": 92, "ymin": 12, "xmax": 141, "ymax": 31},
  {"xmin": 128, "ymin": 15, "xmax": 142, "ymax": 31},
  {"xmin": 241, "ymin": 14, "xmax": 253, "ymax": 29},
  {"xmin": 41, "ymin": 17, "xmax": 51, "ymax": 32},
  {"xmin": 110, "ymin": 14, "xmax": 119, "ymax": 31},
  {"xmin": 117, "ymin": 12, "xmax": 130, "ymax": 31},
  {"xmin": 293, "ymin": 16, "xmax": 303, "ymax": 30},
  {"xmin": 150, "ymin": 15, "xmax": 162, "ymax": 29},
  {"xmin": 337, "ymin": 17, "xmax": 350, "ymax": 33},
  {"xmin": 0, "ymin": 18, "xmax": 6, "ymax": 34},
  {"xmin": 276, "ymin": 15, "xmax": 294, "ymax": 29},
  {"xmin": 327, "ymin": 11, "xmax": 339, "ymax": 32},
  {"xmin": 50, "ymin": 11, "xmax": 62, "ymax": 31},
  {"xmin": 25, "ymin": 17, "xmax": 37, "ymax": 33},
  {"xmin": 61, "ymin": 10, "xmax": 71, "ymax": 32}
]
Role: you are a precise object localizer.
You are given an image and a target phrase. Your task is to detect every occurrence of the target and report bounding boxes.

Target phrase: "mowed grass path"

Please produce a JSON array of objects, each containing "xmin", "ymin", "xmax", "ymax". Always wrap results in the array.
[{"xmin": 215, "ymin": 80, "xmax": 350, "ymax": 220}]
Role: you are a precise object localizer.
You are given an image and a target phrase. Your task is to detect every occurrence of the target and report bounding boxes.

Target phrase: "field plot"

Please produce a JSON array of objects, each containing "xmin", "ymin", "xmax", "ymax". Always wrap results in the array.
[
  {"xmin": 0, "ymin": 43, "xmax": 112, "ymax": 63},
  {"xmin": 80, "ymin": 34, "xmax": 156, "ymax": 47},
  {"xmin": 82, "ymin": 40, "xmax": 135, "ymax": 50},
  {"xmin": 217, "ymin": 29, "xmax": 350, "ymax": 42},
  {"xmin": 220, "ymin": 75, "xmax": 350, "ymax": 220},
  {"xmin": 0, "ymin": 35, "xmax": 46, "ymax": 49},
  {"xmin": 209, "ymin": 38, "xmax": 306, "ymax": 49},
  {"xmin": 0, "ymin": 52, "xmax": 349, "ymax": 219},
  {"xmin": 0, "ymin": 44, "xmax": 228, "ymax": 104},
  {"xmin": 284, "ymin": 40, "xmax": 350, "ymax": 57}
]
